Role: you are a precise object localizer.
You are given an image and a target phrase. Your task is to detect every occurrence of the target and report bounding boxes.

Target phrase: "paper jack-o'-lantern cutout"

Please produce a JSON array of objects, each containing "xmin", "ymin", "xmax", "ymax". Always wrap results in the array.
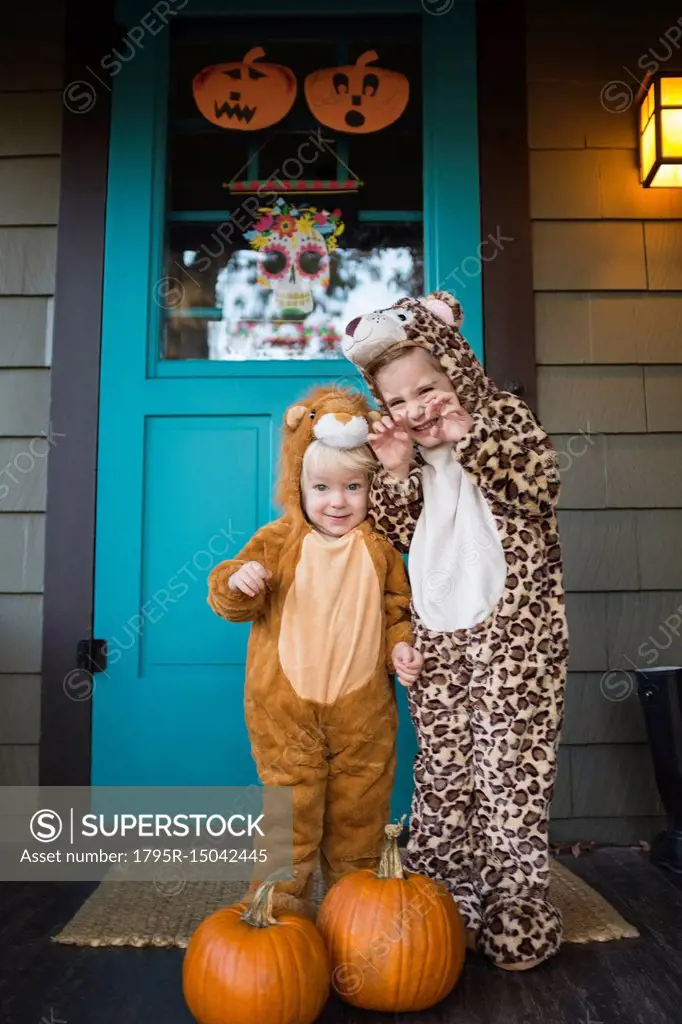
[
  {"xmin": 243, "ymin": 200, "xmax": 345, "ymax": 318},
  {"xmin": 192, "ymin": 48, "xmax": 296, "ymax": 130},
  {"xmin": 304, "ymin": 50, "xmax": 409, "ymax": 134}
]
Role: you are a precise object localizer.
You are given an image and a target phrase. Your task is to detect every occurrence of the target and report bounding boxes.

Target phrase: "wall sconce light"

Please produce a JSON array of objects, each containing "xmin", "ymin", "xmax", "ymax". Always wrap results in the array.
[{"xmin": 639, "ymin": 71, "xmax": 682, "ymax": 187}]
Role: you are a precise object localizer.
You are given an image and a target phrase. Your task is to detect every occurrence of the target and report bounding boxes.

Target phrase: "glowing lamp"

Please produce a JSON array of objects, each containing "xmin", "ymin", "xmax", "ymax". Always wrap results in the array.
[{"xmin": 639, "ymin": 72, "xmax": 682, "ymax": 187}]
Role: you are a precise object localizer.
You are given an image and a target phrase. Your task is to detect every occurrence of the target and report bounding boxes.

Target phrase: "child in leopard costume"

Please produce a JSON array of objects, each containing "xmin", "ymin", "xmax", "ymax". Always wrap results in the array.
[{"xmin": 341, "ymin": 290, "xmax": 568, "ymax": 970}]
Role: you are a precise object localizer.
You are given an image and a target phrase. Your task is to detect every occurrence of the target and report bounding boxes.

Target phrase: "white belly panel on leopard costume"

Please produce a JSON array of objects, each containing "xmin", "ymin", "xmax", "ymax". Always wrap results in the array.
[
  {"xmin": 342, "ymin": 289, "xmax": 569, "ymax": 968},
  {"xmin": 410, "ymin": 443, "xmax": 507, "ymax": 632}
]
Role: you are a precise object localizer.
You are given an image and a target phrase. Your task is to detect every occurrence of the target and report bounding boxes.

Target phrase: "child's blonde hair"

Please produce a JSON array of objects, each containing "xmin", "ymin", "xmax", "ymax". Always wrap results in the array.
[
  {"xmin": 301, "ymin": 440, "xmax": 377, "ymax": 485},
  {"xmin": 365, "ymin": 343, "xmax": 444, "ymax": 384}
]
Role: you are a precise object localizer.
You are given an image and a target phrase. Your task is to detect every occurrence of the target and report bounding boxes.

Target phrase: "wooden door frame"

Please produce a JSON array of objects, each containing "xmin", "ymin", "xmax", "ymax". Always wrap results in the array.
[
  {"xmin": 477, "ymin": 0, "xmax": 536, "ymax": 410},
  {"xmin": 39, "ymin": 0, "xmax": 116, "ymax": 787},
  {"xmin": 40, "ymin": 0, "xmax": 536, "ymax": 785}
]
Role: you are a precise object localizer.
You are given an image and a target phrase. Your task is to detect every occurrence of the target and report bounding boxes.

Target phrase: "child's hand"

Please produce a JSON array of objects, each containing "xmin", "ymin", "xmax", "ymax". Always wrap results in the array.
[
  {"xmin": 423, "ymin": 391, "xmax": 474, "ymax": 444},
  {"xmin": 368, "ymin": 414, "xmax": 414, "ymax": 480},
  {"xmin": 228, "ymin": 561, "xmax": 272, "ymax": 597},
  {"xmin": 392, "ymin": 642, "xmax": 424, "ymax": 687}
]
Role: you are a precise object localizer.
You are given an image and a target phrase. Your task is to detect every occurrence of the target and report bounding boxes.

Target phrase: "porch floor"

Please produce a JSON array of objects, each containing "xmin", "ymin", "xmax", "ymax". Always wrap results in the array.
[{"xmin": 1, "ymin": 848, "xmax": 681, "ymax": 1024}]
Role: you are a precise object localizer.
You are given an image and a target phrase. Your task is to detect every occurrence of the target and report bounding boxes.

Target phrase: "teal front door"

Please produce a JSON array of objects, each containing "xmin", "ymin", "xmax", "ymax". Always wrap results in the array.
[{"xmin": 93, "ymin": 0, "xmax": 482, "ymax": 819}]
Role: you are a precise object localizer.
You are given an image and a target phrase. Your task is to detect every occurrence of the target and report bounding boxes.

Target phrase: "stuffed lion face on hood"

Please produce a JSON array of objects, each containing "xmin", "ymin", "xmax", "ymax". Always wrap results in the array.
[
  {"xmin": 342, "ymin": 289, "xmax": 496, "ymax": 415},
  {"xmin": 277, "ymin": 385, "xmax": 379, "ymax": 516}
]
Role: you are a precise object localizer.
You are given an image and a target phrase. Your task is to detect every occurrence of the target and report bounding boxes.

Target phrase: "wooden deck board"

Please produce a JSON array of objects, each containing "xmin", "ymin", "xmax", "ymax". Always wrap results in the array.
[{"xmin": 0, "ymin": 851, "xmax": 681, "ymax": 1024}]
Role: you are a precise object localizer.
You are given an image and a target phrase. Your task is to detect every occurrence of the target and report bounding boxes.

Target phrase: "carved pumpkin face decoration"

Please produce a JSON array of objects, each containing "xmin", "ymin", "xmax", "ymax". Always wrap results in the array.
[
  {"xmin": 304, "ymin": 50, "xmax": 409, "ymax": 134},
  {"xmin": 192, "ymin": 47, "xmax": 297, "ymax": 131}
]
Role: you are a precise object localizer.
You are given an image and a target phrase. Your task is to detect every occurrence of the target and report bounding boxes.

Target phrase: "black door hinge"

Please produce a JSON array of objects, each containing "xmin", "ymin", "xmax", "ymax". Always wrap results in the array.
[{"xmin": 76, "ymin": 638, "xmax": 108, "ymax": 675}]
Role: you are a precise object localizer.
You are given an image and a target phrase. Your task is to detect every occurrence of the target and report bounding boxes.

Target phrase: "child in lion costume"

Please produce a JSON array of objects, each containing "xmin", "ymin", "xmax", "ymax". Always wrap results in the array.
[{"xmin": 207, "ymin": 385, "xmax": 423, "ymax": 915}]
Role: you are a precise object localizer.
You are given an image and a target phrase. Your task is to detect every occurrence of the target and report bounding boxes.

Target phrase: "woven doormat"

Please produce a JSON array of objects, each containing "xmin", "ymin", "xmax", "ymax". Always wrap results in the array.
[{"xmin": 52, "ymin": 856, "xmax": 638, "ymax": 949}]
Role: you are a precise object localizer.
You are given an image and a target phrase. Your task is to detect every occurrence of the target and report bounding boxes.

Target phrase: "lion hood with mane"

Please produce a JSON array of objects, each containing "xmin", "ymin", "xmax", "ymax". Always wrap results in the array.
[{"xmin": 276, "ymin": 384, "xmax": 380, "ymax": 522}]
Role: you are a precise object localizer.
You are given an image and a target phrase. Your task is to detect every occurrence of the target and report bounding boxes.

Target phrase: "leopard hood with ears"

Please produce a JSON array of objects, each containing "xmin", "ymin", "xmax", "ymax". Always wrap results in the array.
[
  {"xmin": 342, "ymin": 290, "xmax": 497, "ymax": 414},
  {"xmin": 277, "ymin": 385, "xmax": 380, "ymax": 517}
]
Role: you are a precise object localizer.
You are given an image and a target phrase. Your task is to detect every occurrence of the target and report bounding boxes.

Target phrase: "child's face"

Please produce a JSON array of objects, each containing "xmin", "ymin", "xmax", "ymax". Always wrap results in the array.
[
  {"xmin": 375, "ymin": 348, "xmax": 456, "ymax": 448},
  {"xmin": 302, "ymin": 465, "xmax": 369, "ymax": 537}
]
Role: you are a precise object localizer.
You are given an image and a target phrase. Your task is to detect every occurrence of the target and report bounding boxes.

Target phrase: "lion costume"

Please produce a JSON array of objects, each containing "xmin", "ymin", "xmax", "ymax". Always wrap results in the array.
[
  {"xmin": 207, "ymin": 386, "xmax": 413, "ymax": 912},
  {"xmin": 341, "ymin": 291, "xmax": 569, "ymax": 967}
]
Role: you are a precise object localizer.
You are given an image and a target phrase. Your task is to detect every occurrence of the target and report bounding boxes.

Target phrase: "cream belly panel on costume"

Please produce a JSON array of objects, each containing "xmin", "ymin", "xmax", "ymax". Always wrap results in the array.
[
  {"xmin": 278, "ymin": 529, "xmax": 383, "ymax": 703},
  {"xmin": 409, "ymin": 445, "xmax": 508, "ymax": 632}
]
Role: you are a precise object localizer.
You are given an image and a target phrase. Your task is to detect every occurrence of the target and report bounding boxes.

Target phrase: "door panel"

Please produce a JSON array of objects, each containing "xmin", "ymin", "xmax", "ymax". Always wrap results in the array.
[
  {"xmin": 140, "ymin": 415, "xmax": 270, "ymax": 670},
  {"xmin": 94, "ymin": 0, "xmax": 481, "ymax": 817}
]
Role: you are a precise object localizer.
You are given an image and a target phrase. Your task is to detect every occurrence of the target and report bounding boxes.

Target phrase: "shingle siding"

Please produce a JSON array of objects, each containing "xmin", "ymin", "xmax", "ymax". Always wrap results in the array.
[
  {"xmin": 527, "ymin": 0, "xmax": 682, "ymax": 843},
  {"xmin": 0, "ymin": 0, "xmax": 63, "ymax": 784}
]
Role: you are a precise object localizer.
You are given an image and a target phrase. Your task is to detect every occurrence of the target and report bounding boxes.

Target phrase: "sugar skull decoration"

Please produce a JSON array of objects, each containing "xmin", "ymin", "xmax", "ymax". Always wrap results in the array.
[
  {"xmin": 304, "ymin": 50, "xmax": 410, "ymax": 134},
  {"xmin": 192, "ymin": 48, "xmax": 297, "ymax": 130},
  {"xmin": 243, "ymin": 200, "xmax": 345, "ymax": 318}
]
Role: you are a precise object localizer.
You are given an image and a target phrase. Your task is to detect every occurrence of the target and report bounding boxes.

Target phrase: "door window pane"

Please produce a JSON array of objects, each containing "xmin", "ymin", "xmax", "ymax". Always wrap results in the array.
[{"xmin": 161, "ymin": 16, "xmax": 423, "ymax": 361}]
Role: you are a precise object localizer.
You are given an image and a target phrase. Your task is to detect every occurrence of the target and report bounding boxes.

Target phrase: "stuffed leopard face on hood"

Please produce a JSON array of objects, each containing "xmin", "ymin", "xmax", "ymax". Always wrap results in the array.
[{"xmin": 342, "ymin": 289, "xmax": 497, "ymax": 414}]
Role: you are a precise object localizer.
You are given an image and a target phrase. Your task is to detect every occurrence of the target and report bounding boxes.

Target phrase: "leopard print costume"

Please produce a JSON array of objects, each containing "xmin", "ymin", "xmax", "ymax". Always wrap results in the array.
[{"xmin": 342, "ymin": 290, "xmax": 569, "ymax": 968}]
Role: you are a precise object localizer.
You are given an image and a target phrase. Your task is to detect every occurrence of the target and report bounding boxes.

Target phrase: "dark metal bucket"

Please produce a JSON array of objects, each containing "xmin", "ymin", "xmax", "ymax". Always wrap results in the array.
[{"xmin": 636, "ymin": 667, "xmax": 682, "ymax": 873}]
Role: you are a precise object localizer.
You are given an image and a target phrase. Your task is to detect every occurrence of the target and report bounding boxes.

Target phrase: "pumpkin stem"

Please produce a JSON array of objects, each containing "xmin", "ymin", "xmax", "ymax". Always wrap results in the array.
[
  {"xmin": 240, "ymin": 868, "xmax": 292, "ymax": 928},
  {"xmin": 377, "ymin": 816, "xmax": 407, "ymax": 879},
  {"xmin": 244, "ymin": 47, "xmax": 266, "ymax": 64},
  {"xmin": 357, "ymin": 49, "xmax": 379, "ymax": 67}
]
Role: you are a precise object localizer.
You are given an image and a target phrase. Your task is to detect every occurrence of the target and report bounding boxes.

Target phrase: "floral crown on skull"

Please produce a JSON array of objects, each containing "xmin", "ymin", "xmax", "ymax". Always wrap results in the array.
[{"xmin": 243, "ymin": 197, "xmax": 345, "ymax": 251}]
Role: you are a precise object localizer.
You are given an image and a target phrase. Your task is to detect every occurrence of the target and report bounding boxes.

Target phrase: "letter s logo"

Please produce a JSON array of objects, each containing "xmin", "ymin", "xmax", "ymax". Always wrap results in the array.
[{"xmin": 30, "ymin": 809, "xmax": 63, "ymax": 843}]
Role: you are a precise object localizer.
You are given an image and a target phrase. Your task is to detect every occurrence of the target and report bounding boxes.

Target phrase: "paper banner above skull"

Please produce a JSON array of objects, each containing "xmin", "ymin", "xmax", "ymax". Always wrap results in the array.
[
  {"xmin": 243, "ymin": 199, "xmax": 345, "ymax": 318},
  {"xmin": 304, "ymin": 51, "xmax": 410, "ymax": 134},
  {"xmin": 192, "ymin": 48, "xmax": 297, "ymax": 130}
]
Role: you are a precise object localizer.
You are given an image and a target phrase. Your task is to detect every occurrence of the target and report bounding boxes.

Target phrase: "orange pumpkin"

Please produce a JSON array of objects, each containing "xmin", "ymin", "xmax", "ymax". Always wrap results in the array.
[
  {"xmin": 317, "ymin": 823, "xmax": 466, "ymax": 1011},
  {"xmin": 182, "ymin": 875, "xmax": 330, "ymax": 1024},
  {"xmin": 304, "ymin": 50, "xmax": 409, "ymax": 134},
  {"xmin": 192, "ymin": 48, "xmax": 297, "ymax": 131}
]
